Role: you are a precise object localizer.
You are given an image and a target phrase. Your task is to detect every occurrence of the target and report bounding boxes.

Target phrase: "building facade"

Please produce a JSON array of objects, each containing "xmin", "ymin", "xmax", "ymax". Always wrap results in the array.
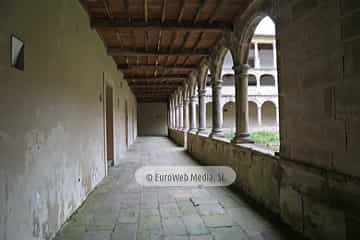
[{"xmin": 200, "ymin": 34, "xmax": 279, "ymax": 133}]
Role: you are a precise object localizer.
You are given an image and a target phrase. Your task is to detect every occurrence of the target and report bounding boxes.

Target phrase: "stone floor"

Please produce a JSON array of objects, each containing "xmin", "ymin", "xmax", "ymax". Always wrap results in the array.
[{"xmin": 54, "ymin": 137, "xmax": 303, "ymax": 240}]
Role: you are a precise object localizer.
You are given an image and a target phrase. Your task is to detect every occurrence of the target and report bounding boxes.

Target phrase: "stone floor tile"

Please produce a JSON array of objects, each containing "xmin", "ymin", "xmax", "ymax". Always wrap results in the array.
[
  {"xmin": 160, "ymin": 203, "xmax": 181, "ymax": 218},
  {"xmin": 83, "ymin": 230, "xmax": 112, "ymax": 240},
  {"xmin": 138, "ymin": 215, "xmax": 162, "ymax": 232},
  {"xmin": 196, "ymin": 203, "xmax": 225, "ymax": 216},
  {"xmin": 118, "ymin": 208, "xmax": 139, "ymax": 223},
  {"xmin": 162, "ymin": 217, "xmax": 187, "ymax": 235},
  {"xmin": 183, "ymin": 214, "xmax": 209, "ymax": 235},
  {"xmin": 111, "ymin": 223, "xmax": 137, "ymax": 240},
  {"xmin": 164, "ymin": 236, "xmax": 189, "ymax": 240},
  {"xmin": 189, "ymin": 235, "xmax": 213, "ymax": 240},
  {"xmin": 210, "ymin": 226, "xmax": 248, "ymax": 240},
  {"xmin": 202, "ymin": 214, "xmax": 237, "ymax": 228},
  {"xmin": 140, "ymin": 208, "xmax": 160, "ymax": 217}
]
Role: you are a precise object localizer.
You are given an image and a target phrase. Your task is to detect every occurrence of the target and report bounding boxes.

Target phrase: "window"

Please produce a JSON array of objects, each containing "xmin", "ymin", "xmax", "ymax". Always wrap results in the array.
[
  {"xmin": 260, "ymin": 75, "xmax": 275, "ymax": 86},
  {"xmin": 10, "ymin": 35, "xmax": 24, "ymax": 71},
  {"xmin": 248, "ymin": 75, "xmax": 257, "ymax": 86}
]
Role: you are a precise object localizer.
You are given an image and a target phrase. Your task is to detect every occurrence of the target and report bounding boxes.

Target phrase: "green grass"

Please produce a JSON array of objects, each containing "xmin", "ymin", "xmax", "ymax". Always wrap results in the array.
[
  {"xmin": 250, "ymin": 131, "xmax": 280, "ymax": 148},
  {"xmin": 223, "ymin": 131, "xmax": 280, "ymax": 150}
]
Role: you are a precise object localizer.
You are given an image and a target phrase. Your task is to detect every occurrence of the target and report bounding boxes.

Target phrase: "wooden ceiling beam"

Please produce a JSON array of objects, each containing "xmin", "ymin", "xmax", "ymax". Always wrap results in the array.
[
  {"xmin": 101, "ymin": 0, "xmax": 113, "ymax": 19},
  {"xmin": 118, "ymin": 64, "xmax": 197, "ymax": 71},
  {"xmin": 209, "ymin": 0, "xmax": 223, "ymax": 23},
  {"xmin": 128, "ymin": 83, "xmax": 182, "ymax": 86},
  {"xmin": 126, "ymin": 76, "xmax": 188, "ymax": 81},
  {"xmin": 144, "ymin": 0, "xmax": 148, "ymax": 22},
  {"xmin": 90, "ymin": 19, "xmax": 230, "ymax": 32},
  {"xmin": 161, "ymin": 0, "xmax": 168, "ymax": 23},
  {"xmin": 194, "ymin": 0, "xmax": 208, "ymax": 23},
  {"xmin": 108, "ymin": 48, "xmax": 210, "ymax": 57},
  {"xmin": 178, "ymin": 0, "xmax": 186, "ymax": 22}
]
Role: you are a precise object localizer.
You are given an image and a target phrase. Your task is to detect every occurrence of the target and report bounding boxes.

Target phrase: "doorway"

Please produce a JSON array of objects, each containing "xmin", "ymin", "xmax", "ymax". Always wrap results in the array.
[{"xmin": 105, "ymin": 85, "xmax": 114, "ymax": 166}]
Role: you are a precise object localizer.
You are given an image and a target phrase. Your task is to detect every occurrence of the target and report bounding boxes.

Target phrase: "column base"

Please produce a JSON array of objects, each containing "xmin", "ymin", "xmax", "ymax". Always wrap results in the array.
[
  {"xmin": 182, "ymin": 128, "xmax": 189, "ymax": 132},
  {"xmin": 197, "ymin": 128, "xmax": 207, "ymax": 135},
  {"xmin": 231, "ymin": 133, "xmax": 254, "ymax": 144},
  {"xmin": 188, "ymin": 128, "xmax": 197, "ymax": 134},
  {"xmin": 210, "ymin": 129, "xmax": 224, "ymax": 138}
]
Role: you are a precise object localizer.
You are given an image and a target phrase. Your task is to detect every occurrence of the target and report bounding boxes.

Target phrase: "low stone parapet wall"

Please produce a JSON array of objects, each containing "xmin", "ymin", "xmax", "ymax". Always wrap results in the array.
[
  {"xmin": 168, "ymin": 128, "xmax": 185, "ymax": 147},
  {"xmin": 186, "ymin": 133, "xmax": 360, "ymax": 240}
]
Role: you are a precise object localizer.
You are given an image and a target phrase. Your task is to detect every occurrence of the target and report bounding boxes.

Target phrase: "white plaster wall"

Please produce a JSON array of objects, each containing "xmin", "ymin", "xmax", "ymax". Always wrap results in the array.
[{"xmin": 0, "ymin": 1, "xmax": 137, "ymax": 239}]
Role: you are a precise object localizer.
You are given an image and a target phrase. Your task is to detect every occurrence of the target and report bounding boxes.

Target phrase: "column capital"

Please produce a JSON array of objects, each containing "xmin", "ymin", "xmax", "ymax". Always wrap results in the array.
[
  {"xmin": 183, "ymin": 98, "xmax": 190, "ymax": 105},
  {"xmin": 233, "ymin": 64, "xmax": 250, "ymax": 75},
  {"xmin": 190, "ymin": 95, "xmax": 198, "ymax": 102},
  {"xmin": 198, "ymin": 89, "xmax": 207, "ymax": 96}
]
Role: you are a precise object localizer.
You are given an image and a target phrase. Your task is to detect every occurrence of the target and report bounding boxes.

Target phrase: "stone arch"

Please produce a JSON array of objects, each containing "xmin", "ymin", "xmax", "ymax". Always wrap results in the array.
[
  {"xmin": 198, "ymin": 59, "xmax": 210, "ymax": 91},
  {"xmin": 248, "ymin": 101, "xmax": 259, "ymax": 127},
  {"xmin": 222, "ymin": 101, "xmax": 236, "ymax": 130},
  {"xmin": 261, "ymin": 101, "xmax": 277, "ymax": 126},
  {"xmin": 260, "ymin": 74, "xmax": 275, "ymax": 86},
  {"xmin": 232, "ymin": 1, "xmax": 276, "ymax": 66}
]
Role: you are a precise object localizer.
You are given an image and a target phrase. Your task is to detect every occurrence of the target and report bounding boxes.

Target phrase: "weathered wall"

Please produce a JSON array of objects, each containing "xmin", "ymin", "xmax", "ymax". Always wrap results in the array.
[
  {"xmin": 138, "ymin": 102, "xmax": 168, "ymax": 136},
  {"xmin": 0, "ymin": 1, "xmax": 137, "ymax": 239},
  {"xmin": 169, "ymin": 129, "xmax": 185, "ymax": 147},
  {"xmin": 276, "ymin": 0, "xmax": 360, "ymax": 238}
]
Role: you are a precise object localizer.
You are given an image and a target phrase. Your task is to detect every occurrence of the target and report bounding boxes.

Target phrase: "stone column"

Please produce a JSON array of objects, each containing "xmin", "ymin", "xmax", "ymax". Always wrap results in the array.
[
  {"xmin": 197, "ymin": 89, "xmax": 206, "ymax": 133},
  {"xmin": 257, "ymin": 106, "xmax": 262, "ymax": 126},
  {"xmin": 210, "ymin": 76, "xmax": 223, "ymax": 138},
  {"xmin": 183, "ymin": 97, "xmax": 190, "ymax": 131},
  {"xmin": 169, "ymin": 101, "xmax": 173, "ymax": 128},
  {"xmin": 172, "ymin": 101, "xmax": 176, "ymax": 128},
  {"xmin": 179, "ymin": 102, "xmax": 184, "ymax": 129},
  {"xmin": 273, "ymin": 41, "xmax": 277, "ymax": 69},
  {"xmin": 189, "ymin": 96, "xmax": 197, "ymax": 132},
  {"xmin": 232, "ymin": 64, "xmax": 254, "ymax": 143},
  {"xmin": 175, "ymin": 104, "xmax": 179, "ymax": 129},
  {"xmin": 254, "ymin": 42, "xmax": 260, "ymax": 69}
]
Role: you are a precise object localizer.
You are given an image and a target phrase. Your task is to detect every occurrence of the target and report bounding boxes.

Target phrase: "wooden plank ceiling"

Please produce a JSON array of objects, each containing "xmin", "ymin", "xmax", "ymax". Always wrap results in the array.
[{"xmin": 81, "ymin": 0, "xmax": 251, "ymax": 102}]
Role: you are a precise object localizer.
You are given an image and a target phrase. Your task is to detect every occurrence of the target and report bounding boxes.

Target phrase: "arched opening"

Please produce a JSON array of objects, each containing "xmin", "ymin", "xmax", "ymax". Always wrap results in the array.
[
  {"xmin": 248, "ymin": 74, "xmax": 257, "ymax": 86},
  {"xmin": 244, "ymin": 16, "xmax": 280, "ymax": 151},
  {"xmin": 206, "ymin": 102, "xmax": 212, "ymax": 130},
  {"xmin": 260, "ymin": 74, "xmax": 276, "ymax": 86},
  {"xmin": 261, "ymin": 101, "xmax": 277, "ymax": 126},
  {"xmin": 248, "ymin": 101, "xmax": 258, "ymax": 128},
  {"xmin": 222, "ymin": 101, "xmax": 236, "ymax": 131}
]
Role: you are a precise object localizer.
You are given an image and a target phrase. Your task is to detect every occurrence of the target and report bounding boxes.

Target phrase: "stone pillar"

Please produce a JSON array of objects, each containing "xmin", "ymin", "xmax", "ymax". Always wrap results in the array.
[
  {"xmin": 189, "ymin": 96, "xmax": 197, "ymax": 132},
  {"xmin": 210, "ymin": 76, "xmax": 223, "ymax": 138},
  {"xmin": 172, "ymin": 101, "xmax": 176, "ymax": 128},
  {"xmin": 232, "ymin": 64, "xmax": 254, "ymax": 143},
  {"xmin": 183, "ymin": 97, "xmax": 190, "ymax": 131},
  {"xmin": 254, "ymin": 42, "xmax": 260, "ymax": 69},
  {"xmin": 179, "ymin": 102, "xmax": 184, "ymax": 129},
  {"xmin": 257, "ymin": 106, "xmax": 262, "ymax": 126},
  {"xmin": 175, "ymin": 104, "xmax": 179, "ymax": 129},
  {"xmin": 197, "ymin": 89, "xmax": 206, "ymax": 133},
  {"xmin": 169, "ymin": 101, "xmax": 173, "ymax": 128},
  {"xmin": 276, "ymin": 106, "xmax": 279, "ymax": 125},
  {"xmin": 273, "ymin": 41, "xmax": 277, "ymax": 69}
]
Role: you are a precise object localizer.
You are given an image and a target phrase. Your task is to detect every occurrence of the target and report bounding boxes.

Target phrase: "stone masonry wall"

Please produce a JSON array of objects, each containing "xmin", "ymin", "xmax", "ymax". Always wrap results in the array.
[
  {"xmin": 182, "ymin": 132, "xmax": 360, "ymax": 240},
  {"xmin": 169, "ymin": 129, "xmax": 185, "ymax": 147}
]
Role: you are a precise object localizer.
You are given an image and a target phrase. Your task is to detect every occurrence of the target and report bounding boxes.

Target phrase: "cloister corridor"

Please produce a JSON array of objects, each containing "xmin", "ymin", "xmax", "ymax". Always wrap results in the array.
[
  {"xmin": 1, "ymin": 1, "xmax": 359, "ymax": 240},
  {"xmin": 54, "ymin": 137, "xmax": 302, "ymax": 240}
]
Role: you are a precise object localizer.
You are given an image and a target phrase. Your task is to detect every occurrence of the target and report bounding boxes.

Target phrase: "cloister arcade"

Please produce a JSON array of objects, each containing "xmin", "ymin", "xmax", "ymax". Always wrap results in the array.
[{"xmin": 169, "ymin": 17, "xmax": 279, "ymax": 143}]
